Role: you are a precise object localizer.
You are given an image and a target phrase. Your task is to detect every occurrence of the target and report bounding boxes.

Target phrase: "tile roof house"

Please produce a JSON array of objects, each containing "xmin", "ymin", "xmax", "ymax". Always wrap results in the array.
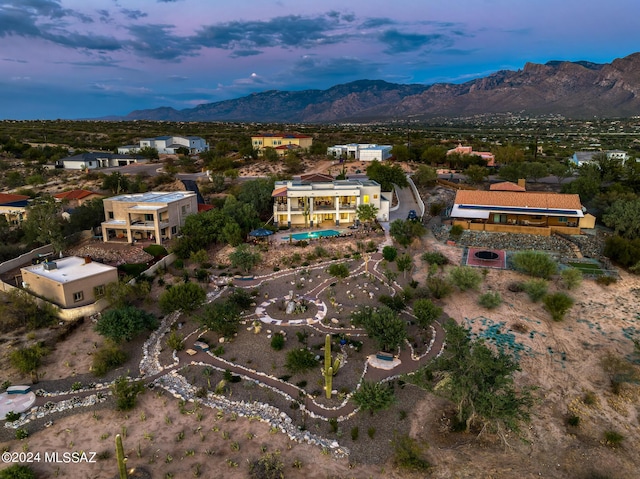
[
  {"xmin": 489, "ymin": 181, "xmax": 526, "ymax": 192},
  {"xmin": 451, "ymin": 190, "xmax": 586, "ymax": 235},
  {"xmin": 0, "ymin": 193, "xmax": 30, "ymax": 225},
  {"xmin": 54, "ymin": 190, "xmax": 104, "ymax": 207},
  {"xmin": 447, "ymin": 144, "xmax": 496, "ymax": 167}
]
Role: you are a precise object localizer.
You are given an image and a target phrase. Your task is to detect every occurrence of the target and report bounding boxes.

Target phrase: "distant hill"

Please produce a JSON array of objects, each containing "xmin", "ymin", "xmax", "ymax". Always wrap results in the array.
[{"xmin": 118, "ymin": 52, "xmax": 640, "ymax": 122}]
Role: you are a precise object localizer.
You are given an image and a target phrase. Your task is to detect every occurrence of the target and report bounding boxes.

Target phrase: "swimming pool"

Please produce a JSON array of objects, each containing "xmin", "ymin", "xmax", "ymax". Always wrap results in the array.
[{"xmin": 283, "ymin": 229, "xmax": 341, "ymax": 241}]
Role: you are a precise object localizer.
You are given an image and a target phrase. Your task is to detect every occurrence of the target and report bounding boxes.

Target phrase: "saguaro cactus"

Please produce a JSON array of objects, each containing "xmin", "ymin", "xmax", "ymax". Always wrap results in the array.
[
  {"xmin": 115, "ymin": 433, "xmax": 127, "ymax": 479},
  {"xmin": 323, "ymin": 334, "xmax": 341, "ymax": 398}
]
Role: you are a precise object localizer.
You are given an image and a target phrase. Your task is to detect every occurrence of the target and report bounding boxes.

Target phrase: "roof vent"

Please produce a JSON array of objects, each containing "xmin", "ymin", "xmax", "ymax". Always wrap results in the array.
[{"xmin": 43, "ymin": 261, "xmax": 57, "ymax": 271}]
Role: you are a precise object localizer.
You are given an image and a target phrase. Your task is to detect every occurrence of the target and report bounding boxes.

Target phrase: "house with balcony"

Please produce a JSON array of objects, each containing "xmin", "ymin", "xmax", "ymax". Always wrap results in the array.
[
  {"xmin": 272, "ymin": 175, "xmax": 389, "ymax": 227},
  {"xmin": 20, "ymin": 256, "xmax": 118, "ymax": 308},
  {"xmin": 0, "ymin": 193, "xmax": 29, "ymax": 226},
  {"xmin": 101, "ymin": 191, "xmax": 197, "ymax": 244},
  {"xmin": 251, "ymin": 133, "xmax": 313, "ymax": 156},
  {"xmin": 447, "ymin": 144, "xmax": 495, "ymax": 167},
  {"xmin": 450, "ymin": 190, "xmax": 588, "ymax": 236},
  {"xmin": 118, "ymin": 136, "xmax": 209, "ymax": 155},
  {"xmin": 327, "ymin": 143, "xmax": 392, "ymax": 162}
]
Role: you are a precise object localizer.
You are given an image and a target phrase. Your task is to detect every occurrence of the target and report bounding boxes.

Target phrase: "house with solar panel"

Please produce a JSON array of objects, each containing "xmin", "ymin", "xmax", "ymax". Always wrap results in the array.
[
  {"xmin": 0, "ymin": 193, "xmax": 30, "ymax": 226},
  {"xmin": 101, "ymin": 191, "xmax": 198, "ymax": 244},
  {"xmin": 450, "ymin": 190, "xmax": 593, "ymax": 235}
]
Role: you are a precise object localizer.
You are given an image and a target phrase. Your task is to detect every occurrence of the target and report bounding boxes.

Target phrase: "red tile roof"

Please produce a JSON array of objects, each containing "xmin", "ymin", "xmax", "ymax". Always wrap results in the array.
[
  {"xmin": 197, "ymin": 204, "xmax": 215, "ymax": 212},
  {"xmin": 489, "ymin": 181, "xmax": 526, "ymax": 192},
  {"xmin": 0, "ymin": 193, "xmax": 30, "ymax": 204},
  {"xmin": 53, "ymin": 189, "xmax": 101, "ymax": 200},
  {"xmin": 454, "ymin": 190, "xmax": 582, "ymax": 210},
  {"xmin": 271, "ymin": 186, "xmax": 288, "ymax": 197}
]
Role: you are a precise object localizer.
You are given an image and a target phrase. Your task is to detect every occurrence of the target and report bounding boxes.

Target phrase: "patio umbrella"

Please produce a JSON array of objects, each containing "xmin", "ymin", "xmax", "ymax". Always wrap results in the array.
[{"xmin": 249, "ymin": 228, "xmax": 275, "ymax": 238}]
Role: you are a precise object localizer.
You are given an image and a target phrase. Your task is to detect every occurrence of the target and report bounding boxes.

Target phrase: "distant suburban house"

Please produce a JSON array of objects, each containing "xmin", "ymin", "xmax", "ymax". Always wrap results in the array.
[
  {"xmin": 55, "ymin": 152, "xmax": 147, "ymax": 170},
  {"xmin": 251, "ymin": 133, "xmax": 313, "ymax": 156},
  {"xmin": 0, "ymin": 193, "xmax": 30, "ymax": 225},
  {"xmin": 118, "ymin": 136, "xmax": 209, "ymax": 155},
  {"xmin": 447, "ymin": 144, "xmax": 496, "ymax": 167},
  {"xmin": 20, "ymin": 256, "xmax": 118, "ymax": 308},
  {"xmin": 54, "ymin": 189, "xmax": 104, "ymax": 208},
  {"xmin": 101, "ymin": 191, "xmax": 198, "ymax": 244},
  {"xmin": 272, "ymin": 175, "xmax": 389, "ymax": 227},
  {"xmin": 450, "ymin": 190, "xmax": 590, "ymax": 235},
  {"xmin": 327, "ymin": 143, "xmax": 393, "ymax": 162},
  {"xmin": 571, "ymin": 149, "xmax": 630, "ymax": 167}
]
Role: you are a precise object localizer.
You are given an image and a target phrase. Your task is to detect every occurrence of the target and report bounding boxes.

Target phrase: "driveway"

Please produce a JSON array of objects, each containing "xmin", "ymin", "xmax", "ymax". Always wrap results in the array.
[{"xmin": 389, "ymin": 185, "xmax": 421, "ymax": 222}]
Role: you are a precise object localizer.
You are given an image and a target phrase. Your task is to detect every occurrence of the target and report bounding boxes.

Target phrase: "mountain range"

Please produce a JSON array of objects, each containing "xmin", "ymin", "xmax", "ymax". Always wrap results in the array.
[{"xmin": 119, "ymin": 52, "xmax": 640, "ymax": 123}]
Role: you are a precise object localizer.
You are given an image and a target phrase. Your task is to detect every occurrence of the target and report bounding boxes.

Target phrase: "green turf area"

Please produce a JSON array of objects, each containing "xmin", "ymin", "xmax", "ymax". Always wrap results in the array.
[{"xmin": 567, "ymin": 262, "xmax": 604, "ymax": 276}]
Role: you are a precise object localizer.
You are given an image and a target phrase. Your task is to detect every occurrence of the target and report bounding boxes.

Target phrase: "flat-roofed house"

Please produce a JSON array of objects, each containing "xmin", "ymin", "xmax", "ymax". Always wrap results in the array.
[
  {"xmin": 272, "ymin": 176, "xmax": 389, "ymax": 227},
  {"xmin": 118, "ymin": 136, "xmax": 209, "ymax": 155},
  {"xmin": 20, "ymin": 256, "xmax": 118, "ymax": 308},
  {"xmin": 56, "ymin": 152, "xmax": 147, "ymax": 170},
  {"xmin": 0, "ymin": 193, "xmax": 29, "ymax": 225},
  {"xmin": 450, "ymin": 190, "xmax": 586, "ymax": 235},
  {"xmin": 327, "ymin": 143, "xmax": 392, "ymax": 161},
  {"xmin": 251, "ymin": 133, "xmax": 313, "ymax": 156},
  {"xmin": 101, "ymin": 191, "xmax": 197, "ymax": 244}
]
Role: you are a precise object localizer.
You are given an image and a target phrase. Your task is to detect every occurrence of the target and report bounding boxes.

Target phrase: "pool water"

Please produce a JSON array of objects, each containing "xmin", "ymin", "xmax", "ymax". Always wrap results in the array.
[{"xmin": 284, "ymin": 229, "xmax": 341, "ymax": 240}]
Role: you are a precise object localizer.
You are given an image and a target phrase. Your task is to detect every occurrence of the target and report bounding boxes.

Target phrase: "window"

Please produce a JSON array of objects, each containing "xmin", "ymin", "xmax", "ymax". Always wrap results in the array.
[
  {"xmin": 171, "ymin": 226, "xmax": 177, "ymax": 234},
  {"xmin": 363, "ymin": 195, "xmax": 370, "ymax": 204},
  {"xmin": 558, "ymin": 217, "xmax": 568, "ymax": 223},
  {"xmin": 493, "ymin": 214, "xmax": 507, "ymax": 224},
  {"xmin": 94, "ymin": 285, "xmax": 105, "ymax": 298},
  {"xmin": 108, "ymin": 211, "xmax": 114, "ymax": 219},
  {"xmin": 144, "ymin": 214, "xmax": 153, "ymax": 222},
  {"xmin": 73, "ymin": 291, "xmax": 84, "ymax": 303},
  {"xmin": 374, "ymin": 194, "xmax": 378, "ymax": 199}
]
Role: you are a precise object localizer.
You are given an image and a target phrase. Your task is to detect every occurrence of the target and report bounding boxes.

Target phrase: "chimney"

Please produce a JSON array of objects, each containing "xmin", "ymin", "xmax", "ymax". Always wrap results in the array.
[
  {"xmin": 84, "ymin": 255, "xmax": 92, "ymax": 264},
  {"xmin": 517, "ymin": 178, "xmax": 526, "ymax": 190}
]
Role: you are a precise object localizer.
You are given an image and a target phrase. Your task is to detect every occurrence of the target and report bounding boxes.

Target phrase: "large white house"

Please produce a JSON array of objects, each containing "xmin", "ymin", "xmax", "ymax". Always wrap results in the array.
[
  {"xmin": 571, "ymin": 150, "xmax": 631, "ymax": 167},
  {"xmin": 272, "ymin": 174, "xmax": 390, "ymax": 227},
  {"xmin": 118, "ymin": 136, "xmax": 209, "ymax": 155},
  {"xmin": 55, "ymin": 152, "xmax": 147, "ymax": 170},
  {"xmin": 327, "ymin": 143, "xmax": 392, "ymax": 162}
]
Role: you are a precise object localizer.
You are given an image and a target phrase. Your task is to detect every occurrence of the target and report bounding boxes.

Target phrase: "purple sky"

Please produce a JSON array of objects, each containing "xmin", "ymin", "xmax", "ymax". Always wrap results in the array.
[{"xmin": 1, "ymin": 0, "xmax": 638, "ymax": 120}]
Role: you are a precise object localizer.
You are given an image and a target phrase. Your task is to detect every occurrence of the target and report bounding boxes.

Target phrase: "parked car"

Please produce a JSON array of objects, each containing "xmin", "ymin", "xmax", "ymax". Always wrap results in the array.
[{"xmin": 407, "ymin": 210, "xmax": 419, "ymax": 221}]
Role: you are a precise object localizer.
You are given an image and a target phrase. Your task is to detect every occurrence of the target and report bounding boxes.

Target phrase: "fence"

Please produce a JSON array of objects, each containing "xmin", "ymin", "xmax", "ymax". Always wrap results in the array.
[{"xmin": 406, "ymin": 175, "xmax": 425, "ymax": 217}]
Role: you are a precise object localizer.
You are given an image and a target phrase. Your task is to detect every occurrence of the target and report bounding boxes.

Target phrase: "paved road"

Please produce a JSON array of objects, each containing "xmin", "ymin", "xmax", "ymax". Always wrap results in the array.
[{"xmin": 389, "ymin": 185, "xmax": 421, "ymax": 222}]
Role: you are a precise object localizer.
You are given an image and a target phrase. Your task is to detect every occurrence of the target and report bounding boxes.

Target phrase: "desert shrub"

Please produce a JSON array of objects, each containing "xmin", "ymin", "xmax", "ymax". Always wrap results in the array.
[
  {"xmin": 0, "ymin": 464, "xmax": 36, "ymax": 479},
  {"xmin": 561, "ymin": 267, "xmax": 583, "ymax": 290},
  {"xmin": 166, "ymin": 330, "xmax": 185, "ymax": 351},
  {"xmin": 603, "ymin": 235, "xmax": 640, "ymax": 267},
  {"xmin": 449, "ymin": 224, "xmax": 464, "ymax": 239},
  {"xmin": 421, "ymin": 251, "xmax": 449, "ymax": 266},
  {"xmin": 523, "ymin": 279, "xmax": 548, "ymax": 302},
  {"xmin": 392, "ymin": 434, "xmax": 431, "ymax": 473},
  {"xmin": 378, "ymin": 294, "xmax": 406, "ymax": 312},
  {"xmin": 429, "ymin": 202, "xmax": 444, "ymax": 216},
  {"xmin": 367, "ymin": 427, "xmax": 376, "ymax": 438},
  {"xmin": 271, "ymin": 332, "xmax": 285, "ymax": 351},
  {"xmin": 567, "ymin": 415, "xmax": 580, "ymax": 427},
  {"xmin": 603, "ymin": 430, "xmax": 624, "ymax": 447},
  {"xmin": 112, "ymin": 375, "xmax": 144, "ymax": 411},
  {"xmin": 512, "ymin": 251, "xmax": 557, "ymax": 279},
  {"xmin": 382, "ymin": 246, "xmax": 398, "ymax": 262},
  {"xmin": 351, "ymin": 427, "xmax": 359, "ymax": 441},
  {"xmin": 413, "ymin": 299, "xmax": 442, "ymax": 328},
  {"xmin": 583, "ymin": 391, "xmax": 597, "ymax": 405},
  {"xmin": 478, "ymin": 291, "xmax": 502, "ymax": 309},
  {"xmin": 4, "ymin": 410, "xmax": 21, "ymax": 421},
  {"xmin": 328, "ymin": 263, "xmax": 349, "ymax": 279},
  {"xmin": 159, "ymin": 282, "xmax": 206, "ymax": 313},
  {"xmin": 249, "ymin": 452, "xmax": 284, "ymax": 479},
  {"xmin": 426, "ymin": 276, "xmax": 453, "ymax": 299},
  {"xmin": 285, "ymin": 349, "xmax": 318, "ymax": 374},
  {"xmin": 144, "ymin": 244, "xmax": 168, "ymax": 257},
  {"xmin": 352, "ymin": 381, "xmax": 395, "ymax": 415},
  {"xmin": 543, "ymin": 292, "xmax": 574, "ymax": 321},
  {"xmin": 449, "ymin": 266, "xmax": 482, "ymax": 291},
  {"xmin": 596, "ymin": 275, "xmax": 617, "ymax": 286},
  {"xmin": 92, "ymin": 343, "xmax": 127, "ymax": 377},
  {"xmin": 227, "ymin": 288, "xmax": 253, "ymax": 310}
]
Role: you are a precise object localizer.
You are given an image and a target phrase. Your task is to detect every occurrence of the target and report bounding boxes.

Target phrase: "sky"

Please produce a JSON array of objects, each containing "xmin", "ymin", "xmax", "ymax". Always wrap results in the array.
[{"xmin": 1, "ymin": 0, "xmax": 639, "ymax": 120}]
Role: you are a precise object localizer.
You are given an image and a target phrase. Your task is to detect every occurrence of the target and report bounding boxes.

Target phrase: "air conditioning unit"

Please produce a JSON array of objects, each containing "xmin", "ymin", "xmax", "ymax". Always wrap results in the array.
[{"xmin": 43, "ymin": 261, "xmax": 58, "ymax": 271}]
